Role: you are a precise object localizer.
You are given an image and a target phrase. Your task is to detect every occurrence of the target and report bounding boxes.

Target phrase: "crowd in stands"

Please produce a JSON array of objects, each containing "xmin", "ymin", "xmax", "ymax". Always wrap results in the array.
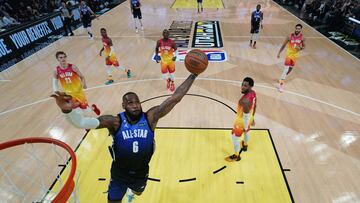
[
  {"xmin": 0, "ymin": 0, "xmax": 111, "ymax": 29},
  {"xmin": 278, "ymin": 0, "xmax": 360, "ymax": 29}
]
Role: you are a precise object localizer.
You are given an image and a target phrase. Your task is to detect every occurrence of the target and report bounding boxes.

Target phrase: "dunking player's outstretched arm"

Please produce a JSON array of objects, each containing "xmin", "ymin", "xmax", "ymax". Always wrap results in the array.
[
  {"xmin": 146, "ymin": 74, "xmax": 198, "ymax": 131},
  {"xmin": 277, "ymin": 36, "xmax": 290, "ymax": 58},
  {"xmin": 51, "ymin": 92, "xmax": 120, "ymax": 134},
  {"xmin": 51, "ymin": 74, "xmax": 198, "ymax": 133}
]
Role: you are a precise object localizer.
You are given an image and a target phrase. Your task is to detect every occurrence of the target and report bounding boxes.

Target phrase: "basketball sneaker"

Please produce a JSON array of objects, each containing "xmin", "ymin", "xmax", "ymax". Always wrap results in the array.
[
  {"xmin": 105, "ymin": 79, "xmax": 114, "ymax": 85},
  {"xmin": 127, "ymin": 70, "xmax": 132, "ymax": 78},
  {"xmin": 127, "ymin": 194, "xmax": 135, "ymax": 203},
  {"xmin": 277, "ymin": 80, "xmax": 284, "ymax": 92},
  {"xmin": 225, "ymin": 154, "xmax": 241, "ymax": 162},
  {"xmin": 170, "ymin": 81, "xmax": 175, "ymax": 92},
  {"xmin": 91, "ymin": 104, "xmax": 101, "ymax": 115},
  {"xmin": 126, "ymin": 188, "xmax": 135, "ymax": 203},
  {"xmin": 241, "ymin": 140, "xmax": 248, "ymax": 152},
  {"xmin": 166, "ymin": 78, "xmax": 171, "ymax": 89}
]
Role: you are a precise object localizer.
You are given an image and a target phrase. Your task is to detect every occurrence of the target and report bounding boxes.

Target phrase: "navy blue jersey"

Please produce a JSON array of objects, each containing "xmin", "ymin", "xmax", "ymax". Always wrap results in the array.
[
  {"xmin": 131, "ymin": 0, "xmax": 141, "ymax": 10},
  {"xmin": 111, "ymin": 112, "xmax": 154, "ymax": 178},
  {"xmin": 80, "ymin": 5, "xmax": 91, "ymax": 18},
  {"xmin": 251, "ymin": 10, "xmax": 263, "ymax": 27}
]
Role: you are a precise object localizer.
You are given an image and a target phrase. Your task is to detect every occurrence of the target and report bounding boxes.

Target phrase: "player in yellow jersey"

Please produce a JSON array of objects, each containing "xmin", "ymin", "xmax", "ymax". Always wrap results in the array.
[
  {"xmin": 277, "ymin": 24, "xmax": 305, "ymax": 92},
  {"xmin": 52, "ymin": 51, "xmax": 100, "ymax": 115},
  {"xmin": 155, "ymin": 29, "xmax": 178, "ymax": 92},
  {"xmin": 99, "ymin": 28, "xmax": 132, "ymax": 85},
  {"xmin": 226, "ymin": 77, "xmax": 257, "ymax": 162}
]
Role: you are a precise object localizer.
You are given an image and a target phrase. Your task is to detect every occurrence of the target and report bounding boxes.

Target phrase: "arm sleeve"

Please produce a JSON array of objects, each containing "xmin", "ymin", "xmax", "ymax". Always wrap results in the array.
[{"xmin": 64, "ymin": 109, "xmax": 100, "ymax": 129}]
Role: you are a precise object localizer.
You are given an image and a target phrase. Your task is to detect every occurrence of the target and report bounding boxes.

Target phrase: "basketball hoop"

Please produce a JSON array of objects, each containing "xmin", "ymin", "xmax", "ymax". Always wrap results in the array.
[{"xmin": 0, "ymin": 137, "xmax": 78, "ymax": 203}]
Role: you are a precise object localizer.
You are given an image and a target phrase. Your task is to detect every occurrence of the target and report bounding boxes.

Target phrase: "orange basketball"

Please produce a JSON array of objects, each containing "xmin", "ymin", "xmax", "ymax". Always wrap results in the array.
[{"xmin": 184, "ymin": 49, "xmax": 208, "ymax": 75}]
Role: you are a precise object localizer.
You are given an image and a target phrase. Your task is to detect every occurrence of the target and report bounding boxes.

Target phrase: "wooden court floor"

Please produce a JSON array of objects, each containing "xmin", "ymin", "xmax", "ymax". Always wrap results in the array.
[
  {"xmin": 49, "ymin": 128, "xmax": 292, "ymax": 203},
  {"xmin": 0, "ymin": 0, "xmax": 360, "ymax": 202}
]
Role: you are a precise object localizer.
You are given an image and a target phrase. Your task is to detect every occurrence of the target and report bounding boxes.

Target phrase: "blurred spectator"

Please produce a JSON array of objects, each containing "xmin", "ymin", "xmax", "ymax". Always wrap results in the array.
[
  {"xmin": 0, "ymin": 11, "xmax": 20, "ymax": 28},
  {"xmin": 278, "ymin": 0, "xmax": 360, "ymax": 28},
  {"xmin": 26, "ymin": 6, "xmax": 41, "ymax": 21},
  {"xmin": 0, "ymin": 0, "xmax": 112, "ymax": 29},
  {"xmin": 61, "ymin": 1, "xmax": 74, "ymax": 36}
]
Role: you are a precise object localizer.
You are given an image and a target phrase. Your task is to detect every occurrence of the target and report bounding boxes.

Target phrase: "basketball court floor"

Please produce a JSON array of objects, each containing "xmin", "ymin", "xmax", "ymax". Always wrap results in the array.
[{"xmin": 0, "ymin": 0, "xmax": 360, "ymax": 202}]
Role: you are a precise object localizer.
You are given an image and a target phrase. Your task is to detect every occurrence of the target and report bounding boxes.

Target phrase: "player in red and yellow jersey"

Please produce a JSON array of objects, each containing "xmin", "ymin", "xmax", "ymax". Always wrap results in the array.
[
  {"xmin": 226, "ymin": 77, "xmax": 257, "ymax": 162},
  {"xmin": 155, "ymin": 29, "xmax": 178, "ymax": 92},
  {"xmin": 99, "ymin": 28, "xmax": 132, "ymax": 85},
  {"xmin": 53, "ymin": 51, "xmax": 100, "ymax": 115},
  {"xmin": 277, "ymin": 24, "xmax": 305, "ymax": 92}
]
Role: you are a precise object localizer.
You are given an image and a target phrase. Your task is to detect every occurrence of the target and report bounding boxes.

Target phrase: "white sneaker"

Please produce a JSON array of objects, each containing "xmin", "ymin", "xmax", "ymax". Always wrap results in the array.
[
  {"xmin": 127, "ymin": 193, "xmax": 135, "ymax": 203},
  {"xmin": 126, "ymin": 188, "xmax": 135, "ymax": 203},
  {"xmin": 277, "ymin": 83, "xmax": 284, "ymax": 92},
  {"xmin": 135, "ymin": 29, "xmax": 138, "ymax": 33}
]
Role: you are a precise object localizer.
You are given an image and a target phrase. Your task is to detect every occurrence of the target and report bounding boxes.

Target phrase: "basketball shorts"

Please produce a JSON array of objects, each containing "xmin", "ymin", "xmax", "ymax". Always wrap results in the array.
[
  {"xmin": 161, "ymin": 62, "xmax": 175, "ymax": 74},
  {"xmin": 105, "ymin": 55, "xmax": 120, "ymax": 66},
  {"xmin": 284, "ymin": 56, "xmax": 297, "ymax": 67},
  {"xmin": 133, "ymin": 9, "xmax": 142, "ymax": 19},
  {"xmin": 108, "ymin": 174, "xmax": 148, "ymax": 201},
  {"xmin": 197, "ymin": 0, "xmax": 203, "ymax": 3},
  {"xmin": 82, "ymin": 17, "xmax": 91, "ymax": 28},
  {"xmin": 250, "ymin": 25, "xmax": 260, "ymax": 34},
  {"xmin": 69, "ymin": 93, "xmax": 88, "ymax": 109},
  {"xmin": 231, "ymin": 115, "xmax": 254, "ymax": 137}
]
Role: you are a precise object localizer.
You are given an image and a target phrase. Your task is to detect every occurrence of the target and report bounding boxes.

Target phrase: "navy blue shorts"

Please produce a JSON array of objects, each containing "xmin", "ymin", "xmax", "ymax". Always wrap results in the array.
[
  {"xmin": 197, "ymin": 0, "xmax": 203, "ymax": 3},
  {"xmin": 133, "ymin": 9, "xmax": 142, "ymax": 19},
  {"xmin": 82, "ymin": 17, "xmax": 91, "ymax": 28},
  {"xmin": 250, "ymin": 26, "xmax": 260, "ymax": 34},
  {"xmin": 107, "ymin": 176, "xmax": 148, "ymax": 201}
]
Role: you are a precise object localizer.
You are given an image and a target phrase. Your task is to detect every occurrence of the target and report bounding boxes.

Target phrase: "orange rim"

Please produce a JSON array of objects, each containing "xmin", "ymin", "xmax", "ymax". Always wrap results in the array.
[{"xmin": 0, "ymin": 137, "xmax": 77, "ymax": 202}]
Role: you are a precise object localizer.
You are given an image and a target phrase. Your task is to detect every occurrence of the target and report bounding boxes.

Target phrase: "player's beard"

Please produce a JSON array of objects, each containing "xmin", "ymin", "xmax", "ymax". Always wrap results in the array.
[
  {"xmin": 126, "ymin": 110, "xmax": 143, "ymax": 121},
  {"xmin": 241, "ymin": 89, "xmax": 249, "ymax": 94}
]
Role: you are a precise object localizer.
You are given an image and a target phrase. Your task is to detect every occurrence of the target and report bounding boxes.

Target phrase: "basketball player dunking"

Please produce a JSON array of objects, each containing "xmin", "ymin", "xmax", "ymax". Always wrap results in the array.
[
  {"xmin": 52, "ymin": 51, "xmax": 100, "ymax": 115},
  {"xmin": 277, "ymin": 24, "xmax": 305, "ymax": 92},
  {"xmin": 51, "ymin": 73, "xmax": 199, "ymax": 203},
  {"xmin": 99, "ymin": 28, "xmax": 132, "ymax": 85},
  {"xmin": 155, "ymin": 29, "xmax": 178, "ymax": 92},
  {"xmin": 226, "ymin": 77, "xmax": 257, "ymax": 162},
  {"xmin": 249, "ymin": 4, "xmax": 263, "ymax": 49}
]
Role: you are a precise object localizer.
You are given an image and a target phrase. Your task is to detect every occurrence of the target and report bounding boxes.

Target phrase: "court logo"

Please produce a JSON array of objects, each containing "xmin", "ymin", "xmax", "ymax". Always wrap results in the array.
[
  {"xmin": 192, "ymin": 21, "xmax": 223, "ymax": 48},
  {"xmin": 169, "ymin": 21, "xmax": 192, "ymax": 48},
  {"xmin": 152, "ymin": 49, "xmax": 227, "ymax": 62}
]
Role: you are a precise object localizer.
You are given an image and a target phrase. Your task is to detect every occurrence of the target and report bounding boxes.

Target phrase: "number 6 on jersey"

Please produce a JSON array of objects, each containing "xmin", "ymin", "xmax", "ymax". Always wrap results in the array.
[{"xmin": 133, "ymin": 141, "xmax": 139, "ymax": 153}]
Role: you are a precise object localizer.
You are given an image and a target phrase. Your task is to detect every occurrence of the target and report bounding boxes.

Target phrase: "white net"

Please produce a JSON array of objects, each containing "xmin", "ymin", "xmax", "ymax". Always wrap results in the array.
[{"xmin": 0, "ymin": 138, "xmax": 79, "ymax": 203}]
